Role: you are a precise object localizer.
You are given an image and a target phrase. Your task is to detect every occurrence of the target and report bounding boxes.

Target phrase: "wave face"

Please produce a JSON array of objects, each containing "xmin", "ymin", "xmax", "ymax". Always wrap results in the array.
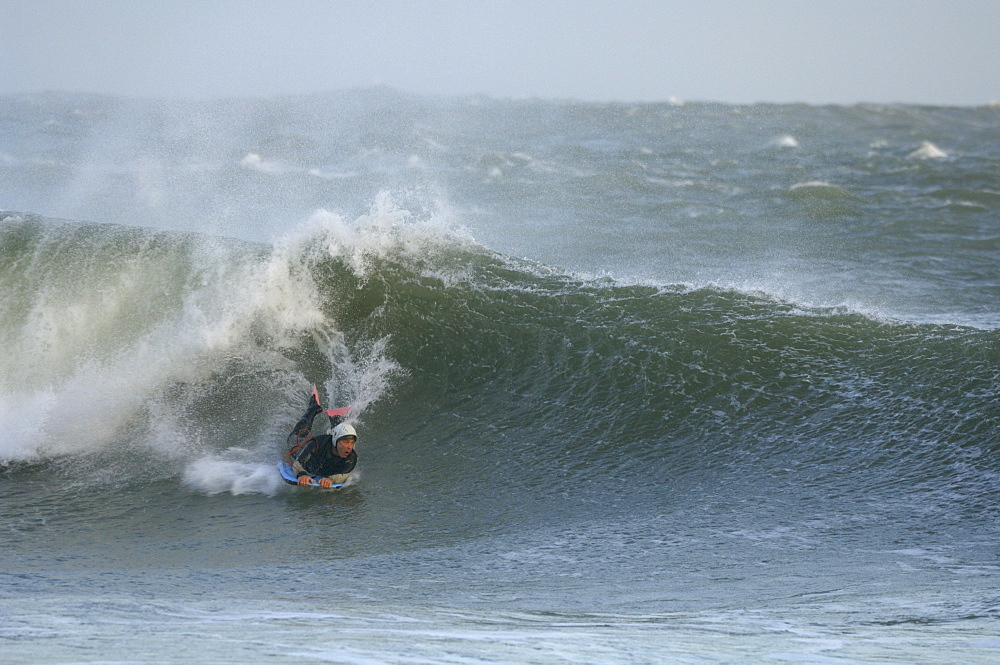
[{"xmin": 1, "ymin": 91, "xmax": 999, "ymax": 662}]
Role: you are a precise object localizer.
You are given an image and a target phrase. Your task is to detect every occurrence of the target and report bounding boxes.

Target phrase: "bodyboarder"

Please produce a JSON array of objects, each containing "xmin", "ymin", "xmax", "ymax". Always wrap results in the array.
[{"xmin": 284, "ymin": 387, "xmax": 357, "ymax": 488}]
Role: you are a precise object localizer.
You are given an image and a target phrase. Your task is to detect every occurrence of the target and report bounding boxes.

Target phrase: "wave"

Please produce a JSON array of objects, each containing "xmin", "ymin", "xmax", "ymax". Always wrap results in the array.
[
  {"xmin": 908, "ymin": 141, "xmax": 949, "ymax": 160},
  {"xmin": 2, "ymin": 207, "xmax": 997, "ymax": 518},
  {"xmin": 0, "ymin": 207, "xmax": 407, "ymax": 472}
]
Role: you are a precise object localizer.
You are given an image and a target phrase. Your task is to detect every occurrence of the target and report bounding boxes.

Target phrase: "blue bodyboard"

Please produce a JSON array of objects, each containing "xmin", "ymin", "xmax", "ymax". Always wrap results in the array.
[{"xmin": 278, "ymin": 461, "xmax": 345, "ymax": 490}]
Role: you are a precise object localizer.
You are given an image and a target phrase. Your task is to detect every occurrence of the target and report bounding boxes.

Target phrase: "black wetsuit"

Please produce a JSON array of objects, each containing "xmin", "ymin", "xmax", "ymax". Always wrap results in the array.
[
  {"xmin": 286, "ymin": 403, "xmax": 357, "ymax": 479},
  {"xmin": 289, "ymin": 435, "xmax": 357, "ymax": 478}
]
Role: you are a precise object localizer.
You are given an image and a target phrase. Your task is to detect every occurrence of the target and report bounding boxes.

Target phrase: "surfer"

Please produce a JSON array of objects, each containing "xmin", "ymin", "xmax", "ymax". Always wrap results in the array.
[{"xmin": 284, "ymin": 389, "xmax": 358, "ymax": 489}]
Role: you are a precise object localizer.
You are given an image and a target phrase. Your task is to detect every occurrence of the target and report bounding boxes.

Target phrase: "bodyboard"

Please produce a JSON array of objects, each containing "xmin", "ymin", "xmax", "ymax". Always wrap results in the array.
[{"xmin": 278, "ymin": 461, "xmax": 344, "ymax": 490}]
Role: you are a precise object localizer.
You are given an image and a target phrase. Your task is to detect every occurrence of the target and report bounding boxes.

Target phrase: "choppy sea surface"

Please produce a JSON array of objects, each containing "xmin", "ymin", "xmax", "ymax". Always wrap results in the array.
[{"xmin": 1, "ymin": 90, "xmax": 998, "ymax": 663}]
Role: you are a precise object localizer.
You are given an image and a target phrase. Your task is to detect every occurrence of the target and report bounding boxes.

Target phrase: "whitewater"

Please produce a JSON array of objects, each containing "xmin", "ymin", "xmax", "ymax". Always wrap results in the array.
[{"xmin": 1, "ymin": 90, "xmax": 998, "ymax": 663}]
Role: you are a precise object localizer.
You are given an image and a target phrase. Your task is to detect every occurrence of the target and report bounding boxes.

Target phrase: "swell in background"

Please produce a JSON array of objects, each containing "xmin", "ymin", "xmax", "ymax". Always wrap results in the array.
[{"xmin": 2, "ymin": 91, "xmax": 998, "ymax": 328}]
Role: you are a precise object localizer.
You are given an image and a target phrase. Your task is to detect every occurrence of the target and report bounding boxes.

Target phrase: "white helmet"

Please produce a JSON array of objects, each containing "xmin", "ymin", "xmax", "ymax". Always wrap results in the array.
[{"xmin": 330, "ymin": 422, "xmax": 357, "ymax": 442}]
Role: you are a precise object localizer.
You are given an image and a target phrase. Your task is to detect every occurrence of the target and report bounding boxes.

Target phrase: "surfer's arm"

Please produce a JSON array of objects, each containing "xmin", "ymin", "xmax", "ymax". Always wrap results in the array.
[{"xmin": 292, "ymin": 458, "xmax": 314, "ymax": 487}]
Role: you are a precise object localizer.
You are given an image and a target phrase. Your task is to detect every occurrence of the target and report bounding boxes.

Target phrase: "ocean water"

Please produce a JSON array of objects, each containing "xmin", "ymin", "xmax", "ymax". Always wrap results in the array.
[{"xmin": 1, "ymin": 90, "xmax": 998, "ymax": 663}]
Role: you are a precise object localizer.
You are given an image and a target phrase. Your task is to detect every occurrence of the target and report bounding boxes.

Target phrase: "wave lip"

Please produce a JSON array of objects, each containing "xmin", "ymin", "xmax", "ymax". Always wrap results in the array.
[
  {"xmin": 787, "ymin": 180, "xmax": 858, "ymax": 199},
  {"xmin": 908, "ymin": 141, "xmax": 948, "ymax": 159}
]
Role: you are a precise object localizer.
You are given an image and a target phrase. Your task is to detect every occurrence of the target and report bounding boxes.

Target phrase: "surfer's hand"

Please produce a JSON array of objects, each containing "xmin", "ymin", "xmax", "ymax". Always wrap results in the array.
[
  {"xmin": 319, "ymin": 477, "xmax": 334, "ymax": 489},
  {"xmin": 297, "ymin": 475, "xmax": 311, "ymax": 486}
]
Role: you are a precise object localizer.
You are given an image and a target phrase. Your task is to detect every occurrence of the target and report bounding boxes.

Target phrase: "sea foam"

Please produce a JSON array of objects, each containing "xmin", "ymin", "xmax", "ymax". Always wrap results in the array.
[{"xmin": 182, "ymin": 455, "xmax": 286, "ymax": 496}]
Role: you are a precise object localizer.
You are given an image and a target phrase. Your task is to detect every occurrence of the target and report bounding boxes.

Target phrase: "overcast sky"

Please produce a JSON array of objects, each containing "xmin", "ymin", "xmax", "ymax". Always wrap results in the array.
[{"xmin": 2, "ymin": 0, "xmax": 997, "ymax": 105}]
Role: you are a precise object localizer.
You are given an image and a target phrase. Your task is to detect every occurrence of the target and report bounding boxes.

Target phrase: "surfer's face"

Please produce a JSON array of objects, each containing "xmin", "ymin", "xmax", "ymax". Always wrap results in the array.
[{"xmin": 335, "ymin": 437, "xmax": 356, "ymax": 457}]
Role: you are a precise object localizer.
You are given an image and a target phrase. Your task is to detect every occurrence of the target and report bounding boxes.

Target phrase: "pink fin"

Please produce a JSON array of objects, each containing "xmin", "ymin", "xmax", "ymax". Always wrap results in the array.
[
  {"xmin": 311, "ymin": 384, "xmax": 321, "ymax": 406},
  {"xmin": 326, "ymin": 407, "xmax": 350, "ymax": 418}
]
